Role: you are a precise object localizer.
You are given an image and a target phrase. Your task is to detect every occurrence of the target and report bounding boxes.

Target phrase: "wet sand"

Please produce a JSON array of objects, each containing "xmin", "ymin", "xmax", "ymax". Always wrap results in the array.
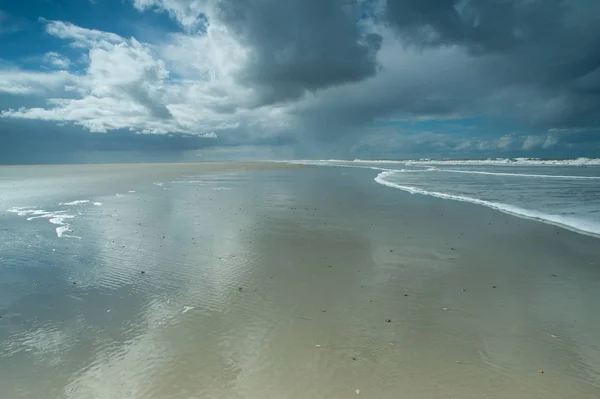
[{"xmin": 1, "ymin": 164, "xmax": 599, "ymax": 398}]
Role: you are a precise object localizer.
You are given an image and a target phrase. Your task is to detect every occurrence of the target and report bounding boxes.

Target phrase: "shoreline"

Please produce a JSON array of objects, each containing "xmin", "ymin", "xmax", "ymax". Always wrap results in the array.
[
  {"xmin": 373, "ymin": 169, "xmax": 600, "ymax": 239},
  {"xmin": 288, "ymin": 162, "xmax": 600, "ymax": 239}
]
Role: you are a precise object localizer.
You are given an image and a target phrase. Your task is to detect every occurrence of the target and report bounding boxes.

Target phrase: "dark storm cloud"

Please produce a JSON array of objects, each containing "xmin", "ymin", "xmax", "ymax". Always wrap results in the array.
[
  {"xmin": 385, "ymin": 0, "xmax": 565, "ymax": 52},
  {"xmin": 383, "ymin": 0, "xmax": 600, "ymax": 129},
  {"xmin": 0, "ymin": 114, "xmax": 298, "ymax": 164},
  {"xmin": 214, "ymin": 0, "xmax": 382, "ymax": 104},
  {"xmin": 0, "ymin": 118, "xmax": 210, "ymax": 164}
]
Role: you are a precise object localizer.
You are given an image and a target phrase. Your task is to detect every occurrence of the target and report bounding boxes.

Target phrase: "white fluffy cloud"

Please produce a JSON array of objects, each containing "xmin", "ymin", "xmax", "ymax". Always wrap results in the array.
[
  {"xmin": 44, "ymin": 20, "xmax": 123, "ymax": 49},
  {"xmin": 489, "ymin": 133, "xmax": 558, "ymax": 152},
  {"xmin": 42, "ymin": 52, "xmax": 71, "ymax": 69},
  {"xmin": 497, "ymin": 134, "xmax": 518, "ymax": 150},
  {"xmin": 0, "ymin": 69, "xmax": 73, "ymax": 95},
  {"xmin": 2, "ymin": 24, "xmax": 175, "ymax": 133},
  {"xmin": 132, "ymin": 0, "xmax": 209, "ymax": 32},
  {"xmin": 521, "ymin": 135, "xmax": 545, "ymax": 150},
  {"xmin": 1, "ymin": 14, "xmax": 288, "ymax": 136}
]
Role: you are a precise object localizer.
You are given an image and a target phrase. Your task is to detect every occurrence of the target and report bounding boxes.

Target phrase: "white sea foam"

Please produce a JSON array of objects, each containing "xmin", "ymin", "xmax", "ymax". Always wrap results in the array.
[
  {"xmin": 426, "ymin": 168, "xmax": 600, "ymax": 180},
  {"xmin": 60, "ymin": 200, "xmax": 90, "ymax": 206},
  {"xmin": 54, "ymin": 225, "xmax": 72, "ymax": 238},
  {"xmin": 153, "ymin": 182, "xmax": 163, "ymax": 186},
  {"xmin": 115, "ymin": 193, "xmax": 124, "ymax": 197},
  {"xmin": 350, "ymin": 159, "xmax": 407, "ymax": 164},
  {"xmin": 128, "ymin": 190, "xmax": 136, "ymax": 193},
  {"xmin": 8, "ymin": 207, "xmax": 78, "ymax": 238},
  {"xmin": 48, "ymin": 215, "xmax": 74, "ymax": 225},
  {"xmin": 374, "ymin": 170, "xmax": 600, "ymax": 237},
  {"xmin": 403, "ymin": 157, "xmax": 600, "ymax": 166},
  {"xmin": 93, "ymin": 202, "xmax": 103, "ymax": 206},
  {"xmin": 213, "ymin": 187, "xmax": 231, "ymax": 191}
]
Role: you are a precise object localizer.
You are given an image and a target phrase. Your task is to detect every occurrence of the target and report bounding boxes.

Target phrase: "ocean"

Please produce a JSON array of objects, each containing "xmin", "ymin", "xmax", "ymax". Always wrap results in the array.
[{"xmin": 294, "ymin": 158, "xmax": 600, "ymax": 237}]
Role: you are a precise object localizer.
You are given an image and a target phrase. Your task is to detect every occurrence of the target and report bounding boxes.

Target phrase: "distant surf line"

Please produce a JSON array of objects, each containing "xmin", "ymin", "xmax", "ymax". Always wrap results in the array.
[
  {"xmin": 355, "ymin": 157, "xmax": 600, "ymax": 166},
  {"xmin": 289, "ymin": 157, "xmax": 600, "ymax": 167},
  {"xmin": 424, "ymin": 168, "xmax": 600, "ymax": 180}
]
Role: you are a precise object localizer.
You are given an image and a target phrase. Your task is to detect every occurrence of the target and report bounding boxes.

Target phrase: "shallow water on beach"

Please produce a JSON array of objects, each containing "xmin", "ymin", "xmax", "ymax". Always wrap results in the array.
[{"xmin": 1, "ymin": 164, "xmax": 600, "ymax": 399}]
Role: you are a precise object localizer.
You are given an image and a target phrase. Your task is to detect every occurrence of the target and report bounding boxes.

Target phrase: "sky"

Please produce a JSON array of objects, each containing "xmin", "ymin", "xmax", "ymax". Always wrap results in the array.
[{"xmin": 1, "ymin": 0, "xmax": 599, "ymax": 163}]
